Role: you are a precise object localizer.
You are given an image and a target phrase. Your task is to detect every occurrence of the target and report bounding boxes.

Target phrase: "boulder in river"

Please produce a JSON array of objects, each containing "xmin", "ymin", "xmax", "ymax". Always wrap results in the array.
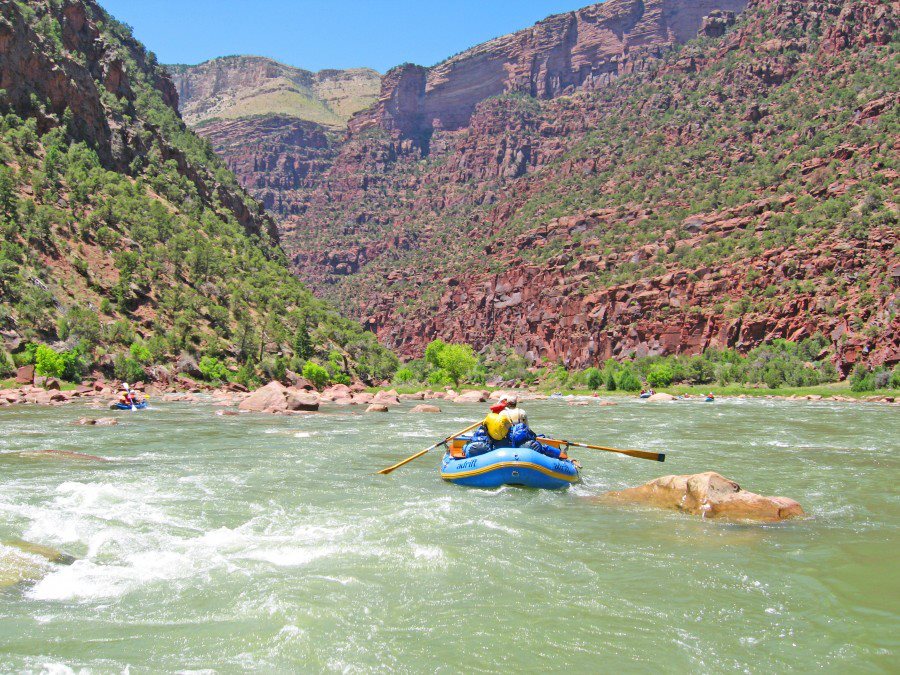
[
  {"xmin": 452, "ymin": 390, "xmax": 488, "ymax": 403},
  {"xmin": 239, "ymin": 381, "xmax": 320, "ymax": 413},
  {"xmin": 0, "ymin": 540, "xmax": 75, "ymax": 588},
  {"xmin": 410, "ymin": 404, "xmax": 441, "ymax": 413},
  {"xmin": 646, "ymin": 393, "xmax": 677, "ymax": 402},
  {"xmin": 366, "ymin": 404, "xmax": 389, "ymax": 413},
  {"xmin": 600, "ymin": 472, "xmax": 805, "ymax": 522},
  {"xmin": 372, "ymin": 390, "xmax": 400, "ymax": 406}
]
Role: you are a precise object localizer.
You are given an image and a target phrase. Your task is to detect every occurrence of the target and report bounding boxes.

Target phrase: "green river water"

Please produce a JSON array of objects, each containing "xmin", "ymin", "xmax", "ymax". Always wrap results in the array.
[{"xmin": 0, "ymin": 397, "xmax": 897, "ymax": 673}]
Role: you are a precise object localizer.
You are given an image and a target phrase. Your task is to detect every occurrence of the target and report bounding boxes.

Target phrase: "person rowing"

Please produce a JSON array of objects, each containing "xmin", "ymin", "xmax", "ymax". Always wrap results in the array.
[{"xmin": 119, "ymin": 382, "xmax": 141, "ymax": 407}]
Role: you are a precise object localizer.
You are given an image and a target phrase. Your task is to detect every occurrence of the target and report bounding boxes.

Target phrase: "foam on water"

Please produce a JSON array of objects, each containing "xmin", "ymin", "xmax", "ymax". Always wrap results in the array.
[{"xmin": 0, "ymin": 398, "xmax": 897, "ymax": 672}]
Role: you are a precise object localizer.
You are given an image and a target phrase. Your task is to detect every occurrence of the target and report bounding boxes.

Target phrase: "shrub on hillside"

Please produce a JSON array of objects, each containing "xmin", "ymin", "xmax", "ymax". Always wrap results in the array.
[
  {"xmin": 615, "ymin": 369, "xmax": 642, "ymax": 392},
  {"xmin": 113, "ymin": 353, "xmax": 145, "ymax": 383},
  {"xmin": 198, "ymin": 355, "xmax": 229, "ymax": 383},
  {"xmin": 34, "ymin": 344, "xmax": 85, "ymax": 381},
  {"xmin": 302, "ymin": 361, "xmax": 329, "ymax": 390},
  {"xmin": 0, "ymin": 348, "xmax": 14, "ymax": 377},
  {"xmin": 584, "ymin": 367, "xmax": 603, "ymax": 390},
  {"xmin": 393, "ymin": 367, "xmax": 416, "ymax": 384},
  {"xmin": 647, "ymin": 363, "xmax": 674, "ymax": 388}
]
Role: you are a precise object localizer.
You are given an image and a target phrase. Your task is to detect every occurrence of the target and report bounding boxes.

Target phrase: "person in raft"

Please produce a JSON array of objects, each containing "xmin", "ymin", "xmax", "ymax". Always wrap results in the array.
[
  {"xmin": 463, "ymin": 399, "xmax": 565, "ymax": 460},
  {"xmin": 119, "ymin": 383, "xmax": 139, "ymax": 407},
  {"xmin": 499, "ymin": 394, "xmax": 527, "ymax": 425}
]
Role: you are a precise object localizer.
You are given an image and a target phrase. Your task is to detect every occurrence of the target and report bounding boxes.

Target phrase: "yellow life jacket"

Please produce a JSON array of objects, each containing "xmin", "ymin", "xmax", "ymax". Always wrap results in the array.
[{"xmin": 484, "ymin": 412, "xmax": 511, "ymax": 441}]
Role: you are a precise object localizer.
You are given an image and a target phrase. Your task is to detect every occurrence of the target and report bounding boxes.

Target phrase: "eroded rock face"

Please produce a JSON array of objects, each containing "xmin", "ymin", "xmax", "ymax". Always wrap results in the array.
[
  {"xmin": 278, "ymin": 0, "xmax": 897, "ymax": 375},
  {"xmin": 349, "ymin": 0, "xmax": 748, "ymax": 143},
  {"xmin": 601, "ymin": 471, "xmax": 805, "ymax": 522}
]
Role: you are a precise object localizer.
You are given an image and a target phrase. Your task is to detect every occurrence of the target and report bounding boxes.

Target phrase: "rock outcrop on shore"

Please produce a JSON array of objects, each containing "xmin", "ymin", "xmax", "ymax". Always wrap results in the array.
[{"xmin": 600, "ymin": 471, "xmax": 805, "ymax": 522}]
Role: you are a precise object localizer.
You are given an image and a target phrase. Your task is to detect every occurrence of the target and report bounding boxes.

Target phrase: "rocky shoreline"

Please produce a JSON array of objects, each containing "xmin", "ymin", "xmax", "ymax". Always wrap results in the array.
[{"xmin": 1, "ymin": 374, "xmax": 896, "ymax": 413}]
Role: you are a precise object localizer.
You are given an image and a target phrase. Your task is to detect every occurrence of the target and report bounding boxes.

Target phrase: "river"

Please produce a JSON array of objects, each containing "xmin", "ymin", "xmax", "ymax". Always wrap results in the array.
[{"xmin": 0, "ymin": 398, "xmax": 897, "ymax": 672}]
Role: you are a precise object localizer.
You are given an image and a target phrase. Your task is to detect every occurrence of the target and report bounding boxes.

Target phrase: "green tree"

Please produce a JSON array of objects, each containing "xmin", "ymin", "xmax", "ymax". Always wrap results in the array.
[
  {"xmin": 302, "ymin": 361, "xmax": 329, "ymax": 390},
  {"xmin": 584, "ymin": 367, "xmax": 603, "ymax": 390},
  {"xmin": 615, "ymin": 369, "xmax": 642, "ymax": 392},
  {"xmin": 34, "ymin": 344, "xmax": 65, "ymax": 378},
  {"xmin": 435, "ymin": 343, "xmax": 477, "ymax": 385},
  {"xmin": 424, "ymin": 339, "xmax": 448, "ymax": 368},
  {"xmin": 199, "ymin": 355, "xmax": 229, "ymax": 382},
  {"xmin": 647, "ymin": 363, "xmax": 674, "ymax": 388}
]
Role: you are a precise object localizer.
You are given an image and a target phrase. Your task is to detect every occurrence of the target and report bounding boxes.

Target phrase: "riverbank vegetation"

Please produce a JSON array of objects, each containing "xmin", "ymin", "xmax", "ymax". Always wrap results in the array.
[{"xmin": 392, "ymin": 337, "xmax": 898, "ymax": 395}]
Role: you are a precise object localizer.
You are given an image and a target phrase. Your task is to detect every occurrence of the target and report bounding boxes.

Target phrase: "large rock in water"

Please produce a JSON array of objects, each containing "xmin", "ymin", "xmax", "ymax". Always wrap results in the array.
[
  {"xmin": 238, "ymin": 381, "xmax": 319, "ymax": 413},
  {"xmin": 0, "ymin": 540, "xmax": 75, "ymax": 588},
  {"xmin": 601, "ymin": 472, "xmax": 805, "ymax": 522},
  {"xmin": 646, "ymin": 392, "xmax": 676, "ymax": 402},
  {"xmin": 410, "ymin": 404, "xmax": 441, "ymax": 413}
]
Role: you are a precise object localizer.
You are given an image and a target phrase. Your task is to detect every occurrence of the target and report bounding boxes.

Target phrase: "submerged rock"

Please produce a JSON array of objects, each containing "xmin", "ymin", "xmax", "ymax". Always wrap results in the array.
[
  {"xmin": 600, "ymin": 472, "xmax": 805, "ymax": 522},
  {"xmin": 16, "ymin": 449, "xmax": 108, "ymax": 462},
  {"xmin": 0, "ymin": 540, "xmax": 75, "ymax": 588},
  {"xmin": 3, "ymin": 539, "xmax": 76, "ymax": 565},
  {"xmin": 410, "ymin": 404, "xmax": 441, "ymax": 413},
  {"xmin": 73, "ymin": 417, "xmax": 118, "ymax": 426},
  {"xmin": 366, "ymin": 404, "xmax": 389, "ymax": 413}
]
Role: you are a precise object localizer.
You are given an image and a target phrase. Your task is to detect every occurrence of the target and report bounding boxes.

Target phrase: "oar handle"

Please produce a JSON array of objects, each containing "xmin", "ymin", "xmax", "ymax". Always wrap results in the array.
[
  {"xmin": 547, "ymin": 439, "xmax": 665, "ymax": 462},
  {"xmin": 377, "ymin": 442, "xmax": 441, "ymax": 475},
  {"xmin": 377, "ymin": 420, "xmax": 482, "ymax": 475}
]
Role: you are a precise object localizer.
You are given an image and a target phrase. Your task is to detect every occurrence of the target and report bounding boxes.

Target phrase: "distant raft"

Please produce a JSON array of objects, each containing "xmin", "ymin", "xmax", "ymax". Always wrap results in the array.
[
  {"xmin": 110, "ymin": 401, "xmax": 148, "ymax": 410},
  {"xmin": 441, "ymin": 441, "xmax": 580, "ymax": 490}
]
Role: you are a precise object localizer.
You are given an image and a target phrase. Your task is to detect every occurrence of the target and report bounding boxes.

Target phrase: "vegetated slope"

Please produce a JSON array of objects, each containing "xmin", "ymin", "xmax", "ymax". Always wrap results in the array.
[
  {"xmin": 168, "ymin": 56, "xmax": 381, "ymax": 128},
  {"xmin": 0, "ymin": 0, "xmax": 396, "ymax": 384},
  {"xmin": 284, "ymin": 0, "xmax": 898, "ymax": 376}
]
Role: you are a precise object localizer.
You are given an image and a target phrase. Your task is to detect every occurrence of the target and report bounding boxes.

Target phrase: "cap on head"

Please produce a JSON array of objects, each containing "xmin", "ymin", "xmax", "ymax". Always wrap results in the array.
[
  {"xmin": 506, "ymin": 394, "xmax": 518, "ymax": 406},
  {"xmin": 489, "ymin": 402, "xmax": 507, "ymax": 414}
]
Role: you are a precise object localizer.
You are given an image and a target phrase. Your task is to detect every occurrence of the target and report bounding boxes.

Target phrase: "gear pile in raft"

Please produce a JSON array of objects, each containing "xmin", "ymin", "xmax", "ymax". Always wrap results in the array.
[{"xmin": 440, "ymin": 396, "xmax": 581, "ymax": 490}]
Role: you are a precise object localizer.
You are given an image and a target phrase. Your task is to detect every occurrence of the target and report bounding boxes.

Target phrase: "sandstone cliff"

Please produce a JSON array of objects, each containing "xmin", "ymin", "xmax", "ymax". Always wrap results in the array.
[
  {"xmin": 283, "ymin": 0, "xmax": 898, "ymax": 372},
  {"xmin": 349, "ymin": 0, "xmax": 748, "ymax": 146},
  {"xmin": 172, "ymin": 0, "xmax": 898, "ymax": 374},
  {"xmin": 168, "ymin": 56, "xmax": 380, "ymax": 128}
]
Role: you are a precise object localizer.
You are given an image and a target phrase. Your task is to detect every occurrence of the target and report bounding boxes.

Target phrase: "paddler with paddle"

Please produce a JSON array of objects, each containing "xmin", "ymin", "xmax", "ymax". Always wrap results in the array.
[{"xmin": 118, "ymin": 382, "xmax": 142, "ymax": 410}]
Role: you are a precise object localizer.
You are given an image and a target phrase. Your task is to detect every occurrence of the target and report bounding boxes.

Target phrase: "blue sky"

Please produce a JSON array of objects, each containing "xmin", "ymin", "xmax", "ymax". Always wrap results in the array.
[{"xmin": 100, "ymin": 0, "xmax": 596, "ymax": 72}]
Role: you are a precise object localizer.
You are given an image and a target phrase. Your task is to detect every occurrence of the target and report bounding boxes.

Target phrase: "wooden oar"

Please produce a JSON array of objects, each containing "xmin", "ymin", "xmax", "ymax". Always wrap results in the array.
[
  {"xmin": 544, "ymin": 438, "xmax": 665, "ymax": 462},
  {"xmin": 378, "ymin": 421, "xmax": 482, "ymax": 475}
]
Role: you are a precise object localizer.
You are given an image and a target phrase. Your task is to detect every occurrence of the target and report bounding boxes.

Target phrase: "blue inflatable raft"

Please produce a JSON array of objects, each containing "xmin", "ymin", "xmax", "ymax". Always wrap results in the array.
[
  {"xmin": 441, "ymin": 445, "xmax": 581, "ymax": 490},
  {"xmin": 111, "ymin": 401, "xmax": 148, "ymax": 410}
]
